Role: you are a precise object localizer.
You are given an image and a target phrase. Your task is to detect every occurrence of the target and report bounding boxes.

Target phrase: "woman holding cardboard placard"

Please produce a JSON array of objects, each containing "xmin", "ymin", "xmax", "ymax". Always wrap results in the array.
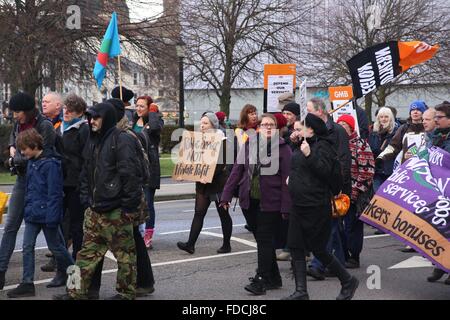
[{"xmin": 177, "ymin": 112, "xmax": 233, "ymax": 255}]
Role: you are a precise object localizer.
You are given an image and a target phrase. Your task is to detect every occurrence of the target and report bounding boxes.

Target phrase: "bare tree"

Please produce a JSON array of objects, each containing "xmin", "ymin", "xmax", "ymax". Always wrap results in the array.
[
  {"xmin": 298, "ymin": 0, "xmax": 450, "ymax": 121},
  {"xmin": 181, "ymin": 0, "xmax": 314, "ymax": 115},
  {"xmin": 0, "ymin": 0, "xmax": 179, "ymax": 97}
]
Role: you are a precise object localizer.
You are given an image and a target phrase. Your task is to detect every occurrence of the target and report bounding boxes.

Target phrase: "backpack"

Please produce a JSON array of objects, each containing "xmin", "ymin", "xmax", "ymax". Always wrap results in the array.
[
  {"xmin": 111, "ymin": 129, "xmax": 152, "ymax": 188},
  {"xmin": 329, "ymin": 155, "xmax": 344, "ymax": 196}
]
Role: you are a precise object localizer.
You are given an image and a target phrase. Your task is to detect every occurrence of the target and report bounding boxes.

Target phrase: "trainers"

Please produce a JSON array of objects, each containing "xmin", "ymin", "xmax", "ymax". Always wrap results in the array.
[
  {"xmin": 244, "ymin": 276, "xmax": 266, "ymax": 295},
  {"xmin": 136, "ymin": 286, "xmax": 155, "ymax": 297},
  {"xmin": 7, "ymin": 283, "xmax": 35, "ymax": 298},
  {"xmin": 307, "ymin": 266, "xmax": 325, "ymax": 280},
  {"xmin": 276, "ymin": 251, "xmax": 291, "ymax": 261},
  {"xmin": 144, "ymin": 229, "xmax": 154, "ymax": 249},
  {"xmin": 217, "ymin": 245, "xmax": 231, "ymax": 254},
  {"xmin": 177, "ymin": 242, "xmax": 195, "ymax": 254}
]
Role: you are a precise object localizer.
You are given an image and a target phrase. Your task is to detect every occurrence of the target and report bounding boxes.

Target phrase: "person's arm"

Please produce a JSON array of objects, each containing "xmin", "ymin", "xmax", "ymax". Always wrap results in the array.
[
  {"xmin": 337, "ymin": 126, "xmax": 352, "ymax": 192},
  {"xmin": 45, "ymin": 160, "xmax": 64, "ymax": 228},
  {"xmin": 304, "ymin": 142, "xmax": 334, "ymax": 180},
  {"xmin": 146, "ymin": 113, "xmax": 163, "ymax": 135},
  {"xmin": 79, "ymin": 143, "xmax": 90, "ymax": 208},
  {"xmin": 116, "ymin": 132, "xmax": 141, "ymax": 213},
  {"xmin": 279, "ymin": 145, "xmax": 292, "ymax": 214},
  {"xmin": 379, "ymin": 125, "xmax": 404, "ymax": 160}
]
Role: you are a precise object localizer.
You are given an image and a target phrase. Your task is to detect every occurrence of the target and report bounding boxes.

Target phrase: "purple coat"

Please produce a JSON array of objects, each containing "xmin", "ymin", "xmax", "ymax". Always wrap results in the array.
[{"xmin": 221, "ymin": 137, "xmax": 292, "ymax": 213}]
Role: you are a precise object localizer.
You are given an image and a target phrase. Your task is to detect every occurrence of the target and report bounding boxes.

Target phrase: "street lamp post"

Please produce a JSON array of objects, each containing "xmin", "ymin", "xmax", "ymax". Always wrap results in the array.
[{"xmin": 176, "ymin": 40, "xmax": 185, "ymax": 128}]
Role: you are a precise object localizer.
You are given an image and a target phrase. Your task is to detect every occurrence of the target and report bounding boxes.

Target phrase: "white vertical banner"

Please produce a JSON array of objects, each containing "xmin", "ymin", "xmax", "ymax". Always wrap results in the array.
[
  {"xmin": 267, "ymin": 75, "xmax": 294, "ymax": 113},
  {"xmin": 298, "ymin": 77, "xmax": 307, "ymax": 121}
]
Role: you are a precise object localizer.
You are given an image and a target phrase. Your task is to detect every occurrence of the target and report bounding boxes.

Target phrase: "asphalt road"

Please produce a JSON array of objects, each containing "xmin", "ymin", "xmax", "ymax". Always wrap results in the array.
[{"xmin": 0, "ymin": 198, "xmax": 449, "ymax": 300}]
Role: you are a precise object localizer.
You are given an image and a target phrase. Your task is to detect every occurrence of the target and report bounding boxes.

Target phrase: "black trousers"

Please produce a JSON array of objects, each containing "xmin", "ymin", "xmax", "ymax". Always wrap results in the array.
[
  {"xmin": 90, "ymin": 225, "xmax": 154, "ymax": 291},
  {"xmin": 254, "ymin": 210, "xmax": 281, "ymax": 279},
  {"xmin": 186, "ymin": 193, "xmax": 232, "ymax": 247},
  {"xmin": 63, "ymin": 187, "xmax": 84, "ymax": 260},
  {"xmin": 241, "ymin": 198, "xmax": 259, "ymax": 237}
]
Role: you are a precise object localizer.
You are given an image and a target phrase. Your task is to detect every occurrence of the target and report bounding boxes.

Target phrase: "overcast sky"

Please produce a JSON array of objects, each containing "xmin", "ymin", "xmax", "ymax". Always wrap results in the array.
[{"xmin": 127, "ymin": 0, "xmax": 164, "ymax": 22}]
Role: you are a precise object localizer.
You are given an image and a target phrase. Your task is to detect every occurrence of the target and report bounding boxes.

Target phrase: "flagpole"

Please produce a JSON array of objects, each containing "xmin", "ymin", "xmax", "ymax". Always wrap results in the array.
[{"xmin": 118, "ymin": 55, "xmax": 123, "ymax": 101}]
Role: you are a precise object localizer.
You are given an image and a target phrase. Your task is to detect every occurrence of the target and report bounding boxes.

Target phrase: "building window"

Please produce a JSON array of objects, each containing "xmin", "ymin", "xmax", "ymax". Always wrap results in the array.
[
  {"xmin": 133, "ymin": 73, "xmax": 138, "ymax": 85},
  {"xmin": 144, "ymin": 74, "xmax": 149, "ymax": 86},
  {"xmin": 158, "ymin": 89, "xmax": 165, "ymax": 97}
]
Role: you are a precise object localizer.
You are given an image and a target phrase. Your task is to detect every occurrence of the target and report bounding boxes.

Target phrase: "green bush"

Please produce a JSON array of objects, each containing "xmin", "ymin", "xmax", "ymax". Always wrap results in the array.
[
  {"xmin": 0, "ymin": 124, "xmax": 12, "ymax": 173},
  {"xmin": 160, "ymin": 125, "xmax": 194, "ymax": 154}
]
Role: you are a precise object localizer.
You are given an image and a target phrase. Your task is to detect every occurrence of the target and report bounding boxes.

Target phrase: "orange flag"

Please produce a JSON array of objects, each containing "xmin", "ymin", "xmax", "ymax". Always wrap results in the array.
[{"xmin": 398, "ymin": 41, "xmax": 440, "ymax": 72}]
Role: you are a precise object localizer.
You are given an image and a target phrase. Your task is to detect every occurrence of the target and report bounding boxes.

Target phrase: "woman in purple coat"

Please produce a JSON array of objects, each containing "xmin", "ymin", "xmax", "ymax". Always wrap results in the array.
[{"xmin": 220, "ymin": 113, "xmax": 292, "ymax": 296}]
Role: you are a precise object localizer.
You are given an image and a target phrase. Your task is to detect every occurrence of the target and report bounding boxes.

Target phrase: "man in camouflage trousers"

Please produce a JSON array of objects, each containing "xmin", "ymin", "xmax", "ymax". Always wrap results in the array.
[{"xmin": 54, "ymin": 102, "xmax": 142, "ymax": 300}]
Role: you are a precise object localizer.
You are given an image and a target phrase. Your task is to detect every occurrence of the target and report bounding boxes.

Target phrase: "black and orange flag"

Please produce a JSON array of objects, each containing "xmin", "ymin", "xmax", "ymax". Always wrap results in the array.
[{"xmin": 347, "ymin": 41, "xmax": 439, "ymax": 99}]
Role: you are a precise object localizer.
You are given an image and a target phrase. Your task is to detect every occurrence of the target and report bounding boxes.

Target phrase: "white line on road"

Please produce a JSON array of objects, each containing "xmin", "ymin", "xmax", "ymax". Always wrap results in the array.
[
  {"xmin": 364, "ymin": 234, "xmax": 390, "ymax": 239},
  {"xmin": 159, "ymin": 224, "xmax": 246, "ymax": 235},
  {"xmin": 201, "ymin": 231, "xmax": 257, "ymax": 248}
]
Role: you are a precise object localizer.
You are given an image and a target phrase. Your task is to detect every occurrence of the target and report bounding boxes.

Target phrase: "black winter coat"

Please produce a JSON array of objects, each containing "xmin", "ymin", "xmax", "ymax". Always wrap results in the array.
[
  {"xmin": 288, "ymin": 136, "xmax": 335, "ymax": 207},
  {"xmin": 9, "ymin": 112, "xmax": 56, "ymax": 175},
  {"xmin": 61, "ymin": 120, "xmax": 89, "ymax": 188},
  {"xmin": 136, "ymin": 112, "xmax": 164, "ymax": 189}
]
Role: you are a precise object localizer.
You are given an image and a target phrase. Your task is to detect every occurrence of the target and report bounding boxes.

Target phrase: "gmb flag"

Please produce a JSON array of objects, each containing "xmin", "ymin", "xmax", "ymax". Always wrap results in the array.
[
  {"xmin": 347, "ymin": 41, "xmax": 439, "ymax": 99},
  {"xmin": 359, "ymin": 147, "xmax": 450, "ymax": 273}
]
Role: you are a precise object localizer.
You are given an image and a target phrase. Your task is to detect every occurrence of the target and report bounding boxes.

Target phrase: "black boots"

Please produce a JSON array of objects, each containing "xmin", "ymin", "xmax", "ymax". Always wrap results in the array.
[
  {"xmin": 244, "ymin": 275, "xmax": 266, "ymax": 295},
  {"xmin": 327, "ymin": 257, "xmax": 359, "ymax": 300},
  {"xmin": 177, "ymin": 242, "xmax": 195, "ymax": 254},
  {"xmin": 47, "ymin": 271, "xmax": 68, "ymax": 288},
  {"xmin": 427, "ymin": 268, "xmax": 445, "ymax": 282},
  {"xmin": 7, "ymin": 283, "xmax": 35, "ymax": 298},
  {"xmin": 282, "ymin": 260, "xmax": 309, "ymax": 300},
  {"xmin": 217, "ymin": 243, "xmax": 231, "ymax": 254},
  {"xmin": 0, "ymin": 271, "xmax": 5, "ymax": 290}
]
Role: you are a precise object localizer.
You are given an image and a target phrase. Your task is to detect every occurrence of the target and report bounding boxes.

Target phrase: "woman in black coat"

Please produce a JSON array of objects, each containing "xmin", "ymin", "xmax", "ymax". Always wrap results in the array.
[{"xmin": 284, "ymin": 113, "xmax": 359, "ymax": 300}]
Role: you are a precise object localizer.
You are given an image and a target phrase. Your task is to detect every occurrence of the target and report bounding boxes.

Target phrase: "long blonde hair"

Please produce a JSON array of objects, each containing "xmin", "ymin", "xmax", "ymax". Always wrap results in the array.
[{"xmin": 373, "ymin": 107, "xmax": 395, "ymax": 133}]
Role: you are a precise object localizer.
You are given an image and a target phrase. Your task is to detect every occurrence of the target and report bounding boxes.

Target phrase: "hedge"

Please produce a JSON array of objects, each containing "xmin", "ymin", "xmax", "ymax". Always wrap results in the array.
[
  {"xmin": 160, "ymin": 125, "xmax": 194, "ymax": 154},
  {"xmin": 0, "ymin": 124, "xmax": 12, "ymax": 173}
]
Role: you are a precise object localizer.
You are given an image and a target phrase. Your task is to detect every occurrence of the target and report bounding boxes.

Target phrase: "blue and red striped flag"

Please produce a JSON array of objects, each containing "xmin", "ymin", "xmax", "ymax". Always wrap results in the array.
[{"xmin": 93, "ymin": 12, "xmax": 121, "ymax": 88}]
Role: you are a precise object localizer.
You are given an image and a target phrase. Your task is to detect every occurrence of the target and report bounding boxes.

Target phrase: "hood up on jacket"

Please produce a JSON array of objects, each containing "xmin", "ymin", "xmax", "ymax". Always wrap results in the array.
[{"xmin": 86, "ymin": 102, "xmax": 118, "ymax": 142}]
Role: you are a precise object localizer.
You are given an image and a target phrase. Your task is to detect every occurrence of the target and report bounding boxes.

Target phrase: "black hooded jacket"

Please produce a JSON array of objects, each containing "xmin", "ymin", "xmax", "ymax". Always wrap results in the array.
[{"xmin": 80, "ymin": 103, "xmax": 142, "ymax": 213}]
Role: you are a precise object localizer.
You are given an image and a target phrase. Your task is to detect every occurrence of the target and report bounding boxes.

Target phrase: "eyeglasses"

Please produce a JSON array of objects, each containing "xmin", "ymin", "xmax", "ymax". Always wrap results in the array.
[
  {"xmin": 434, "ymin": 115, "xmax": 448, "ymax": 120},
  {"xmin": 260, "ymin": 123, "xmax": 276, "ymax": 128}
]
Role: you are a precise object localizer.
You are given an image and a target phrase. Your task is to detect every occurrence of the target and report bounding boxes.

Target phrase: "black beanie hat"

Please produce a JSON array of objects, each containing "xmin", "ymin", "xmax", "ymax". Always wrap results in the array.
[
  {"xmin": 305, "ymin": 113, "xmax": 328, "ymax": 136},
  {"xmin": 9, "ymin": 92, "xmax": 35, "ymax": 112},
  {"xmin": 107, "ymin": 98, "xmax": 125, "ymax": 120},
  {"xmin": 282, "ymin": 102, "xmax": 300, "ymax": 117},
  {"xmin": 111, "ymin": 86, "xmax": 134, "ymax": 103}
]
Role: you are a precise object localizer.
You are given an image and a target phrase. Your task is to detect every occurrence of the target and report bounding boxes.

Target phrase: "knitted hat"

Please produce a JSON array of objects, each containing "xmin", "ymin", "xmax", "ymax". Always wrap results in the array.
[
  {"xmin": 201, "ymin": 112, "xmax": 219, "ymax": 129},
  {"xmin": 215, "ymin": 111, "xmax": 226, "ymax": 122},
  {"xmin": 107, "ymin": 98, "xmax": 125, "ymax": 120},
  {"xmin": 273, "ymin": 113, "xmax": 287, "ymax": 129},
  {"xmin": 409, "ymin": 100, "xmax": 428, "ymax": 114},
  {"xmin": 305, "ymin": 113, "xmax": 328, "ymax": 136},
  {"xmin": 336, "ymin": 114, "xmax": 356, "ymax": 132},
  {"xmin": 9, "ymin": 92, "xmax": 35, "ymax": 112},
  {"xmin": 282, "ymin": 102, "xmax": 300, "ymax": 117},
  {"xmin": 278, "ymin": 92, "xmax": 295, "ymax": 110},
  {"xmin": 111, "ymin": 86, "xmax": 134, "ymax": 103}
]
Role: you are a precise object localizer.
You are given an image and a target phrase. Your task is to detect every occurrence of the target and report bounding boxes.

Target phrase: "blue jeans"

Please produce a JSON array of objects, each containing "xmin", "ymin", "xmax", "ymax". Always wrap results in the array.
[
  {"xmin": 144, "ymin": 187, "xmax": 156, "ymax": 230},
  {"xmin": 0, "ymin": 175, "xmax": 26, "ymax": 272},
  {"xmin": 310, "ymin": 218, "xmax": 346, "ymax": 272},
  {"xmin": 343, "ymin": 204, "xmax": 364, "ymax": 262},
  {"xmin": 22, "ymin": 223, "xmax": 74, "ymax": 283}
]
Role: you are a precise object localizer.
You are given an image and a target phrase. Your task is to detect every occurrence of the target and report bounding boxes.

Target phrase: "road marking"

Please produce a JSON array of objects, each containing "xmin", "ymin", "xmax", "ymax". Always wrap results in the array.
[
  {"xmin": 159, "ymin": 224, "xmax": 246, "ymax": 235},
  {"xmin": 364, "ymin": 234, "xmax": 390, "ymax": 239},
  {"xmin": 154, "ymin": 198, "xmax": 195, "ymax": 205},
  {"xmin": 0, "ymin": 249, "xmax": 257, "ymax": 291},
  {"xmin": 388, "ymin": 255, "xmax": 433, "ymax": 269},
  {"xmin": 201, "ymin": 231, "xmax": 257, "ymax": 248},
  {"xmin": 13, "ymin": 246, "xmax": 48, "ymax": 253}
]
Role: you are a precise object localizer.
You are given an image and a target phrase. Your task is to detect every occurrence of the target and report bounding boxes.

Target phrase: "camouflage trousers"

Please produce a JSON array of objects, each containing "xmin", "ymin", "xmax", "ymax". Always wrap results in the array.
[{"xmin": 68, "ymin": 208, "xmax": 136, "ymax": 300}]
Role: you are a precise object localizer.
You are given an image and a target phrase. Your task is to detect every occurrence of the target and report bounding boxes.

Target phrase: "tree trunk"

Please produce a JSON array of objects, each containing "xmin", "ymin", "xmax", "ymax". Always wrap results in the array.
[
  {"xmin": 364, "ymin": 93, "xmax": 373, "ymax": 123},
  {"xmin": 219, "ymin": 89, "xmax": 231, "ymax": 116}
]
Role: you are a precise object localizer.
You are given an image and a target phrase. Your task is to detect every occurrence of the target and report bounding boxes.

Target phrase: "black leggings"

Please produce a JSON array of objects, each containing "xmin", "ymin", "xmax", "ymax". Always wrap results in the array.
[
  {"xmin": 290, "ymin": 246, "xmax": 333, "ymax": 267},
  {"xmin": 187, "ymin": 193, "xmax": 232, "ymax": 246},
  {"xmin": 90, "ymin": 225, "xmax": 154, "ymax": 291}
]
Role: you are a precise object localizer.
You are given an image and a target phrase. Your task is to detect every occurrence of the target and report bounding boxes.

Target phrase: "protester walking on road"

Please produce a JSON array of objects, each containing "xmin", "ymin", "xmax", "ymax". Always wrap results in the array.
[
  {"xmin": 7, "ymin": 129, "xmax": 74, "ymax": 298},
  {"xmin": 0, "ymin": 92, "xmax": 56, "ymax": 290},
  {"xmin": 133, "ymin": 96, "xmax": 164, "ymax": 249},
  {"xmin": 177, "ymin": 112, "xmax": 233, "ymax": 255},
  {"xmin": 283, "ymin": 113, "xmax": 359, "ymax": 300},
  {"xmin": 221, "ymin": 113, "xmax": 292, "ymax": 296},
  {"xmin": 336, "ymin": 115, "xmax": 375, "ymax": 269},
  {"xmin": 54, "ymin": 102, "xmax": 142, "ymax": 300}
]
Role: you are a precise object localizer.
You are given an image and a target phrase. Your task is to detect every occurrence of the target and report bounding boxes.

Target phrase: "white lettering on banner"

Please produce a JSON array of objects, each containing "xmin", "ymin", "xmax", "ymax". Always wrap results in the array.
[
  {"xmin": 415, "ymin": 42, "xmax": 431, "ymax": 54},
  {"xmin": 375, "ymin": 46, "xmax": 395, "ymax": 85},
  {"xmin": 335, "ymin": 91, "xmax": 349, "ymax": 99},
  {"xmin": 357, "ymin": 62, "xmax": 376, "ymax": 94}
]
